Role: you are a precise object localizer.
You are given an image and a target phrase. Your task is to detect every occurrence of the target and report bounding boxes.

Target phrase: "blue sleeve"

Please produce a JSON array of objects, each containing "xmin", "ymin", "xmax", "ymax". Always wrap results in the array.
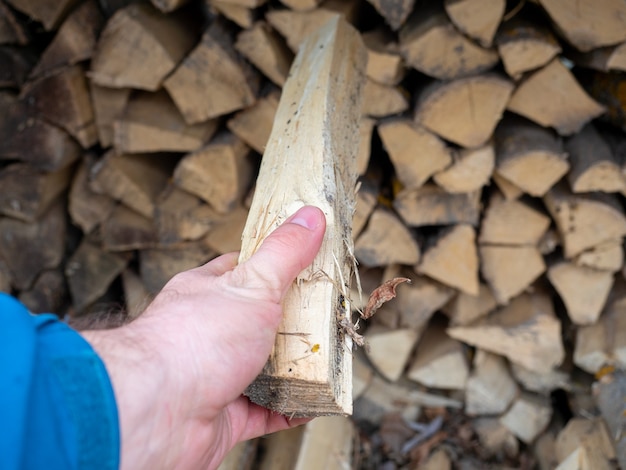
[{"xmin": 0, "ymin": 293, "xmax": 120, "ymax": 470}]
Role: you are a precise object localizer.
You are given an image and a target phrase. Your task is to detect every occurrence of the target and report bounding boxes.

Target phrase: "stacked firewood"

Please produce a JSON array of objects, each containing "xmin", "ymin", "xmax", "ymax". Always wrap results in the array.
[{"xmin": 2, "ymin": 0, "xmax": 626, "ymax": 467}]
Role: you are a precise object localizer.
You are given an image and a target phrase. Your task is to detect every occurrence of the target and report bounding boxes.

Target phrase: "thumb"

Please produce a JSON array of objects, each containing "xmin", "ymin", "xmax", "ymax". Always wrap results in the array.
[{"xmin": 233, "ymin": 206, "xmax": 326, "ymax": 304}]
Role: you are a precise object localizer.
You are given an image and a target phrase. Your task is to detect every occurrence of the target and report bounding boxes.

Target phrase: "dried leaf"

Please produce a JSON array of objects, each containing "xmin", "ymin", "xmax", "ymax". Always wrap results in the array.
[{"xmin": 361, "ymin": 277, "xmax": 411, "ymax": 319}]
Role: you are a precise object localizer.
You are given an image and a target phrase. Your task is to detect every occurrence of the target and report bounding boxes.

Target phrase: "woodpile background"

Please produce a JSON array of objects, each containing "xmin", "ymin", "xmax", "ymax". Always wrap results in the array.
[{"xmin": 2, "ymin": 0, "xmax": 626, "ymax": 468}]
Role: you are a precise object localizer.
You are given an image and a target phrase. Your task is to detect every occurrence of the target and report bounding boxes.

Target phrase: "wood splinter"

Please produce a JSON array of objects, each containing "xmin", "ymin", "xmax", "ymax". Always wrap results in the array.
[{"xmin": 238, "ymin": 16, "xmax": 367, "ymax": 417}]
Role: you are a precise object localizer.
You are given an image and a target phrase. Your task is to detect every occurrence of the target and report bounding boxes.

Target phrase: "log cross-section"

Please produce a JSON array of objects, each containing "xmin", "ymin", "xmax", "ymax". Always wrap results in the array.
[{"xmin": 238, "ymin": 16, "xmax": 367, "ymax": 417}]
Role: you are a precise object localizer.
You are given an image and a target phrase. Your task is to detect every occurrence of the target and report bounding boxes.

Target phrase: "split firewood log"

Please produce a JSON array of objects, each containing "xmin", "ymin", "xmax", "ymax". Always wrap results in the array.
[
  {"xmin": 495, "ymin": 19, "xmax": 561, "ymax": 80},
  {"xmin": 102, "ymin": 204, "xmax": 159, "ymax": 251},
  {"xmin": 433, "ymin": 143, "xmax": 494, "ymax": 193},
  {"xmin": 209, "ymin": 1, "xmax": 253, "ymax": 28},
  {"xmin": 394, "ymin": 184, "xmax": 481, "ymax": 227},
  {"xmin": 480, "ymin": 244, "xmax": 545, "ymax": 304},
  {"xmin": 417, "ymin": 224, "xmax": 479, "ymax": 295},
  {"xmin": 90, "ymin": 84, "xmax": 130, "ymax": 148},
  {"xmin": 29, "ymin": 0, "xmax": 103, "ymax": 78},
  {"xmin": 378, "ymin": 119, "xmax": 452, "ymax": 190},
  {"xmin": 366, "ymin": 0, "xmax": 414, "ymax": 31},
  {"xmin": 499, "ymin": 393, "xmax": 552, "ymax": 444},
  {"xmin": 89, "ymin": 151, "xmax": 175, "ymax": 219},
  {"xmin": 407, "ymin": 321, "xmax": 469, "ymax": 390},
  {"xmin": 362, "ymin": 28, "xmax": 404, "ymax": 86},
  {"xmin": 547, "ymin": 261, "xmax": 614, "ymax": 325},
  {"xmin": 443, "ymin": 0, "xmax": 505, "ymax": 47},
  {"xmin": 354, "ymin": 208, "xmax": 420, "ymax": 267},
  {"xmin": 0, "ymin": 201, "xmax": 66, "ymax": 290},
  {"xmin": 0, "ymin": 162, "xmax": 72, "ymax": 223},
  {"xmin": 265, "ymin": 0, "xmax": 359, "ymax": 52},
  {"xmin": 113, "ymin": 90, "xmax": 219, "ymax": 154},
  {"xmin": 164, "ymin": 22, "xmax": 259, "ymax": 124},
  {"xmin": 234, "ymin": 21, "xmax": 293, "ymax": 87},
  {"xmin": 447, "ymin": 293, "xmax": 565, "ymax": 373},
  {"xmin": 399, "ymin": 3, "xmax": 498, "ymax": 80},
  {"xmin": 414, "ymin": 75, "xmax": 514, "ymax": 148},
  {"xmin": 494, "ymin": 115, "xmax": 569, "ymax": 197},
  {"xmin": 22, "ymin": 65, "xmax": 98, "ymax": 148},
  {"xmin": 69, "ymin": 158, "xmax": 116, "ymax": 234},
  {"xmin": 5, "ymin": 0, "xmax": 77, "ymax": 30},
  {"xmin": 544, "ymin": 182, "xmax": 626, "ymax": 258},
  {"xmin": 479, "ymin": 193, "xmax": 551, "ymax": 245},
  {"xmin": 507, "ymin": 59, "xmax": 606, "ymax": 135},
  {"xmin": 465, "ymin": 350, "xmax": 518, "ymax": 416},
  {"xmin": 227, "ymin": 90, "xmax": 279, "ymax": 154},
  {"xmin": 365, "ymin": 325, "xmax": 419, "ymax": 382},
  {"xmin": 173, "ymin": 133, "xmax": 252, "ymax": 214},
  {"xmin": 537, "ymin": 0, "xmax": 626, "ymax": 52},
  {"xmin": 565, "ymin": 123, "xmax": 626, "ymax": 193},
  {"xmin": 65, "ymin": 239, "xmax": 129, "ymax": 312},
  {"xmin": 90, "ymin": 3, "xmax": 197, "ymax": 90}
]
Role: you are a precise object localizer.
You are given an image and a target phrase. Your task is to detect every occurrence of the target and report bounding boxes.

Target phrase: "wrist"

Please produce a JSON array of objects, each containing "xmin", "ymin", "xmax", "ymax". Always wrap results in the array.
[{"xmin": 82, "ymin": 320, "xmax": 172, "ymax": 469}]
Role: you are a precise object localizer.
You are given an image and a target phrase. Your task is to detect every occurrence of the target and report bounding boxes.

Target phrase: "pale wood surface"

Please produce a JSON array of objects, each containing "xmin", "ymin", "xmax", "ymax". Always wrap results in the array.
[
  {"xmin": 30, "ymin": 0, "xmax": 103, "ymax": 78},
  {"xmin": 507, "ymin": 59, "xmax": 606, "ymax": 135},
  {"xmin": 555, "ymin": 418, "xmax": 615, "ymax": 469},
  {"xmin": 544, "ymin": 183, "xmax": 626, "ymax": 258},
  {"xmin": 235, "ymin": 22, "xmax": 293, "ymax": 87},
  {"xmin": 164, "ymin": 22, "xmax": 258, "ymax": 123},
  {"xmin": 494, "ymin": 116, "xmax": 569, "ymax": 196},
  {"xmin": 90, "ymin": 3, "xmax": 196, "ymax": 90},
  {"xmin": 113, "ymin": 90, "xmax": 218, "ymax": 154},
  {"xmin": 575, "ymin": 240, "xmax": 624, "ymax": 272},
  {"xmin": 415, "ymin": 75, "xmax": 514, "ymax": 148},
  {"xmin": 378, "ymin": 119, "xmax": 451, "ymax": 190},
  {"xmin": 210, "ymin": 1, "xmax": 253, "ymax": 28},
  {"xmin": 538, "ymin": 0, "xmax": 626, "ymax": 52},
  {"xmin": 496, "ymin": 20, "xmax": 561, "ymax": 80},
  {"xmin": 479, "ymin": 193, "xmax": 551, "ymax": 245},
  {"xmin": 173, "ymin": 133, "xmax": 252, "ymax": 213},
  {"xmin": 400, "ymin": 5, "xmax": 498, "ymax": 80},
  {"xmin": 566, "ymin": 123, "xmax": 626, "ymax": 193},
  {"xmin": 448, "ymin": 293, "xmax": 565, "ymax": 373},
  {"xmin": 480, "ymin": 245, "xmax": 545, "ymax": 304},
  {"xmin": 407, "ymin": 321, "xmax": 469, "ymax": 390},
  {"xmin": 548, "ymin": 261, "xmax": 614, "ymax": 325},
  {"xmin": 366, "ymin": 326, "xmax": 419, "ymax": 382},
  {"xmin": 433, "ymin": 144, "xmax": 494, "ymax": 193},
  {"xmin": 90, "ymin": 151, "xmax": 175, "ymax": 219},
  {"xmin": 444, "ymin": 283, "xmax": 497, "ymax": 326},
  {"xmin": 417, "ymin": 224, "xmax": 479, "ymax": 295},
  {"xmin": 362, "ymin": 28, "xmax": 404, "ymax": 85},
  {"xmin": 394, "ymin": 184, "xmax": 481, "ymax": 227},
  {"xmin": 239, "ymin": 16, "xmax": 367, "ymax": 416},
  {"xmin": 266, "ymin": 0, "xmax": 358, "ymax": 52},
  {"xmin": 500, "ymin": 393, "xmax": 552, "ymax": 444},
  {"xmin": 227, "ymin": 91, "xmax": 279, "ymax": 154},
  {"xmin": 354, "ymin": 208, "xmax": 420, "ymax": 267},
  {"xmin": 465, "ymin": 350, "xmax": 518, "ymax": 415},
  {"xmin": 444, "ymin": 0, "xmax": 505, "ymax": 47},
  {"xmin": 366, "ymin": 0, "xmax": 414, "ymax": 30},
  {"xmin": 361, "ymin": 79, "xmax": 409, "ymax": 117}
]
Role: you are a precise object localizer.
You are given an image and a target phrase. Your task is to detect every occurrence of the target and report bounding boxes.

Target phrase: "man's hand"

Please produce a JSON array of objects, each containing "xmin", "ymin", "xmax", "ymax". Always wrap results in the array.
[{"xmin": 83, "ymin": 206, "xmax": 326, "ymax": 470}]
